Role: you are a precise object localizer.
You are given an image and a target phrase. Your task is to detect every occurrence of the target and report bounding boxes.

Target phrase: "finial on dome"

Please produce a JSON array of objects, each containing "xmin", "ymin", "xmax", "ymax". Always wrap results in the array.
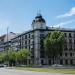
[{"xmin": 37, "ymin": 9, "xmax": 41, "ymax": 16}]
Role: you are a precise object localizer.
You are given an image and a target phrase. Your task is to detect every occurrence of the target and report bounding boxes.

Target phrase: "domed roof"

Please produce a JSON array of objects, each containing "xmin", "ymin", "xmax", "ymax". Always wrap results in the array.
[{"xmin": 32, "ymin": 14, "xmax": 45, "ymax": 24}]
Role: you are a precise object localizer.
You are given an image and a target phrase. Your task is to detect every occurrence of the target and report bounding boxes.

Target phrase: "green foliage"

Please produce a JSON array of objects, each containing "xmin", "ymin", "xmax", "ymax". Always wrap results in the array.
[
  {"xmin": 44, "ymin": 30, "xmax": 65, "ymax": 57},
  {"xmin": 7, "ymin": 50, "xmax": 16, "ymax": 61},
  {"xmin": 0, "ymin": 48, "xmax": 32, "ymax": 66},
  {"xmin": 16, "ymin": 68, "xmax": 75, "ymax": 74},
  {"xmin": 16, "ymin": 48, "xmax": 32, "ymax": 60}
]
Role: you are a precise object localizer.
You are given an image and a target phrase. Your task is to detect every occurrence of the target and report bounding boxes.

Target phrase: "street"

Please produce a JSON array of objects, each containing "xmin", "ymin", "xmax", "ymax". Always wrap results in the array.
[{"xmin": 0, "ymin": 68, "xmax": 74, "ymax": 75}]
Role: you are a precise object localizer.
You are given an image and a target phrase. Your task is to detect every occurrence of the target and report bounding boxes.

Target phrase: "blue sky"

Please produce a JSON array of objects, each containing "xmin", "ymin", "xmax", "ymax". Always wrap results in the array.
[{"xmin": 0, "ymin": 0, "xmax": 75, "ymax": 35}]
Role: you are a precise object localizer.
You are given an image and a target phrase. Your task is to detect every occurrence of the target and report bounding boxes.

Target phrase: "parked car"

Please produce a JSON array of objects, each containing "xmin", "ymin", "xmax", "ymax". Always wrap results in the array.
[
  {"xmin": 0, "ymin": 64, "xmax": 7, "ymax": 67},
  {"xmin": 51, "ymin": 64, "xmax": 63, "ymax": 67}
]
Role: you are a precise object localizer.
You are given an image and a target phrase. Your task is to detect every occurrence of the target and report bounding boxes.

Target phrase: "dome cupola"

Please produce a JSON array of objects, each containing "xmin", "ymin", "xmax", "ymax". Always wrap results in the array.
[
  {"xmin": 32, "ymin": 14, "xmax": 46, "ymax": 30},
  {"xmin": 32, "ymin": 14, "xmax": 45, "ymax": 24}
]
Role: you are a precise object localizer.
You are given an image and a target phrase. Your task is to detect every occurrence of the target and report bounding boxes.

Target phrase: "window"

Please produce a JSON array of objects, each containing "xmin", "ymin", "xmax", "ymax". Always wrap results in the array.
[
  {"xmin": 74, "ymin": 33, "xmax": 75, "ymax": 38},
  {"xmin": 40, "ymin": 24, "xmax": 43, "ymax": 29},
  {"xmin": 70, "ymin": 53, "xmax": 72, "ymax": 57},
  {"xmin": 25, "ymin": 35, "xmax": 27, "ymax": 39},
  {"xmin": 31, "ymin": 52, "xmax": 34, "ymax": 57},
  {"xmin": 64, "ymin": 45, "xmax": 68, "ymax": 51},
  {"xmin": 48, "ymin": 60, "xmax": 51, "ymax": 65},
  {"xmin": 29, "ymin": 45, "xmax": 30, "ymax": 50},
  {"xmin": 64, "ymin": 39, "xmax": 67, "ymax": 43},
  {"xmin": 65, "ymin": 59, "xmax": 68, "ymax": 65},
  {"xmin": 22, "ymin": 35, "xmax": 24, "ymax": 40},
  {"xmin": 28, "ymin": 40, "xmax": 30, "ymax": 44},
  {"xmin": 41, "ymin": 60, "xmax": 44, "ymax": 65},
  {"xmin": 40, "ymin": 34, "xmax": 44, "ymax": 38},
  {"xmin": 40, "ymin": 50, "xmax": 45, "ymax": 58},
  {"xmin": 69, "ymin": 45, "xmax": 72, "ymax": 50},
  {"xmin": 23, "ymin": 41, "xmax": 25, "ymax": 45},
  {"xmin": 31, "ymin": 34, "xmax": 34, "ymax": 38},
  {"xmin": 25, "ymin": 40, "xmax": 27, "ymax": 44},
  {"xmin": 74, "ymin": 45, "xmax": 75, "ymax": 50},
  {"xmin": 65, "ymin": 53, "xmax": 67, "ymax": 57},
  {"xmin": 74, "ymin": 39, "xmax": 75, "ymax": 44},
  {"xmin": 29, "ymin": 34, "xmax": 30, "ymax": 38},
  {"xmin": 60, "ymin": 53, "xmax": 62, "ymax": 56},
  {"xmin": 25, "ymin": 46, "xmax": 27, "ymax": 48},
  {"xmin": 31, "ymin": 48, "xmax": 34, "ymax": 51},
  {"xmin": 64, "ymin": 33, "xmax": 67, "ymax": 37},
  {"xmin": 69, "ymin": 39, "xmax": 72, "ymax": 44},
  {"xmin": 60, "ymin": 59, "xmax": 63, "ymax": 65},
  {"xmin": 69, "ymin": 33, "xmax": 72, "ymax": 38},
  {"xmin": 40, "ymin": 38, "xmax": 44, "ymax": 49},
  {"xmin": 70, "ymin": 59, "xmax": 73, "ymax": 65},
  {"xmin": 31, "ymin": 41, "xmax": 34, "ymax": 44}
]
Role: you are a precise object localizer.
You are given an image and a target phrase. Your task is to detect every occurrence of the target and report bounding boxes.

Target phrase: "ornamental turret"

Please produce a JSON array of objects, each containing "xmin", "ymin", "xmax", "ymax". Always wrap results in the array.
[{"xmin": 31, "ymin": 14, "xmax": 46, "ymax": 30}]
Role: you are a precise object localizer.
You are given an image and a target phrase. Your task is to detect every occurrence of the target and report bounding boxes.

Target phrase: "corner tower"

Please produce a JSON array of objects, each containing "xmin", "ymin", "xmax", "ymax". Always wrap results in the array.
[{"xmin": 31, "ymin": 14, "xmax": 46, "ymax": 30}]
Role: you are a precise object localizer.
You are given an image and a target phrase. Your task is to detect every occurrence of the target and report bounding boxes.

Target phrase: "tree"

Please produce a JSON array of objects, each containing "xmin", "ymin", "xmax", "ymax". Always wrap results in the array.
[
  {"xmin": 0, "ymin": 51, "xmax": 9, "ymax": 65},
  {"xmin": 0, "ymin": 52, "xmax": 6, "ymax": 63},
  {"xmin": 7, "ymin": 50, "xmax": 16, "ymax": 66},
  {"xmin": 16, "ymin": 48, "xmax": 32, "ymax": 65},
  {"xmin": 0, "ymin": 50, "xmax": 17, "ymax": 66},
  {"xmin": 0, "ymin": 48, "xmax": 32, "ymax": 66},
  {"xmin": 44, "ymin": 30, "xmax": 65, "ymax": 64}
]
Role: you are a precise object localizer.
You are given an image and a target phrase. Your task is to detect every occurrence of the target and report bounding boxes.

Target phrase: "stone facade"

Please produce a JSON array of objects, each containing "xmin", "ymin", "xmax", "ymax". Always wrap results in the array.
[{"xmin": 0, "ymin": 14, "xmax": 75, "ymax": 65}]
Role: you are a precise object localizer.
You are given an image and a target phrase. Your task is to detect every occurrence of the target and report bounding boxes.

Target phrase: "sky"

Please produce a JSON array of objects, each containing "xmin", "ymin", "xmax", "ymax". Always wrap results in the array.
[{"xmin": 0, "ymin": 0, "xmax": 75, "ymax": 35}]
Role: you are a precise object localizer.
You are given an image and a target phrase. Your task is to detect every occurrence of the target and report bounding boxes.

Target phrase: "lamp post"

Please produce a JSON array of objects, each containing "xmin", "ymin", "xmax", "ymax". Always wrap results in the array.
[
  {"xmin": 7, "ymin": 27, "xmax": 9, "ymax": 66},
  {"xmin": 7, "ymin": 27, "xmax": 9, "ymax": 50}
]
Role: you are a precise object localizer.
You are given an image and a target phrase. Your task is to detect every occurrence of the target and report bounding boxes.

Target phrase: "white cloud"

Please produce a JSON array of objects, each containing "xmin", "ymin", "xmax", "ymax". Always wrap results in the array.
[
  {"xmin": 52, "ymin": 20, "xmax": 74, "ymax": 28},
  {"xmin": 57, "ymin": 7, "xmax": 75, "ymax": 19}
]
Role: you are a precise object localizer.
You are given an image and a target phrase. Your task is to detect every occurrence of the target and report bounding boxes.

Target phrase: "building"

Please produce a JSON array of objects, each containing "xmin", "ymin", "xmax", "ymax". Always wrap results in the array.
[
  {"xmin": 0, "ymin": 32, "xmax": 18, "ymax": 51},
  {"xmin": 0, "ymin": 14, "xmax": 75, "ymax": 65}
]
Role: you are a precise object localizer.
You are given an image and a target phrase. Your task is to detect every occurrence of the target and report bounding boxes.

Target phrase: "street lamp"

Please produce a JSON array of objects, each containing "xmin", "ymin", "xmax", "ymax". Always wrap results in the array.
[{"xmin": 7, "ymin": 27, "xmax": 9, "ymax": 50}]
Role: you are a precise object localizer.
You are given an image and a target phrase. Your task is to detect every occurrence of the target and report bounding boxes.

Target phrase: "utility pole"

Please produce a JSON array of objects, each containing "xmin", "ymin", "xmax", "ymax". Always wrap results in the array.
[
  {"xmin": 7, "ymin": 27, "xmax": 9, "ymax": 50},
  {"xmin": 6, "ymin": 27, "xmax": 9, "ymax": 66}
]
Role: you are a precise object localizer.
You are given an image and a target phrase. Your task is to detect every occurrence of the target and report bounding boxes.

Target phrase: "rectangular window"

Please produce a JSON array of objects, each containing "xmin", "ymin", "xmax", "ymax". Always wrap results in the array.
[
  {"xmin": 60, "ymin": 59, "xmax": 63, "ymax": 65},
  {"xmin": 70, "ymin": 53, "xmax": 72, "ymax": 57},
  {"xmin": 60, "ymin": 53, "xmax": 62, "ymax": 56},
  {"xmin": 65, "ymin": 59, "xmax": 68, "ymax": 65},
  {"xmin": 64, "ymin": 45, "xmax": 68, "ymax": 51},
  {"xmin": 31, "ymin": 34, "xmax": 34, "ymax": 38},
  {"xmin": 40, "ymin": 34, "xmax": 44, "ymax": 38},
  {"xmin": 64, "ymin": 39, "xmax": 67, "ymax": 43},
  {"xmin": 25, "ymin": 35, "xmax": 27, "ymax": 39},
  {"xmin": 74, "ymin": 33, "xmax": 75, "ymax": 38},
  {"xmin": 69, "ymin": 39, "xmax": 72, "ymax": 44},
  {"xmin": 64, "ymin": 33, "xmax": 67, "ymax": 37},
  {"xmin": 69, "ymin": 44, "xmax": 72, "ymax": 50},
  {"xmin": 25, "ymin": 40, "xmax": 27, "ymax": 44},
  {"xmin": 70, "ymin": 59, "xmax": 73, "ymax": 65},
  {"xmin": 29, "ymin": 46, "xmax": 30, "ymax": 50},
  {"xmin": 74, "ymin": 45, "xmax": 75, "ymax": 50},
  {"xmin": 40, "ymin": 51, "xmax": 45, "ymax": 58},
  {"xmin": 28, "ymin": 40, "xmax": 30, "ymax": 44},
  {"xmin": 25, "ymin": 46, "xmax": 27, "ymax": 48},
  {"xmin": 29, "ymin": 34, "xmax": 30, "ymax": 38},
  {"xmin": 31, "ymin": 40, "xmax": 34, "ymax": 44},
  {"xmin": 74, "ymin": 39, "xmax": 75, "ymax": 44},
  {"xmin": 65, "ymin": 53, "xmax": 67, "ymax": 57},
  {"xmin": 69, "ymin": 33, "xmax": 72, "ymax": 38}
]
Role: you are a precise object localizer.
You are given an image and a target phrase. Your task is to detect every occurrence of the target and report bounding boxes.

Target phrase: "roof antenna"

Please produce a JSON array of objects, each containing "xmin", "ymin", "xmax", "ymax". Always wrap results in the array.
[{"xmin": 37, "ymin": 9, "xmax": 41, "ymax": 16}]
